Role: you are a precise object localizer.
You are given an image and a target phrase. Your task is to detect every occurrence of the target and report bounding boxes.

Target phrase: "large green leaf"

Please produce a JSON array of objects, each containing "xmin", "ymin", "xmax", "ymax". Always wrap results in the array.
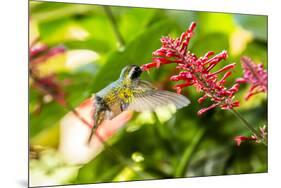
[
  {"xmin": 113, "ymin": 7, "xmax": 156, "ymax": 42},
  {"xmin": 91, "ymin": 20, "xmax": 177, "ymax": 92}
]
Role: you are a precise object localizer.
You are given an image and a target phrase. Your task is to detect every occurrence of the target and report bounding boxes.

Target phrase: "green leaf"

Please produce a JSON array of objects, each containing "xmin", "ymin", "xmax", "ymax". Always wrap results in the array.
[
  {"xmin": 113, "ymin": 7, "xmax": 156, "ymax": 42},
  {"xmin": 77, "ymin": 13, "xmax": 118, "ymax": 51}
]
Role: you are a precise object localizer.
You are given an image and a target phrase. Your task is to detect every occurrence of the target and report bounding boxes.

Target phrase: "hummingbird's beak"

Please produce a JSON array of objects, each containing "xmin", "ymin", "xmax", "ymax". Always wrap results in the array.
[
  {"xmin": 140, "ymin": 65, "xmax": 150, "ymax": 75},
  {"xmin": 140, "ymin": 65, "xmax": 146, "ymax": 71}
]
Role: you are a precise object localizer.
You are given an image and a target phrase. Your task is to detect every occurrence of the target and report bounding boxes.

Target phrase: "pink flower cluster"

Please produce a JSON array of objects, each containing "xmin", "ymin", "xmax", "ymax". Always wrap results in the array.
[
  {"xmin": 141, "ymin": 22, "xmax": 240, "ymax": 115},
  {"xmin": 236, "ymin": 56, "xmax": 268, "ymax": 100}
]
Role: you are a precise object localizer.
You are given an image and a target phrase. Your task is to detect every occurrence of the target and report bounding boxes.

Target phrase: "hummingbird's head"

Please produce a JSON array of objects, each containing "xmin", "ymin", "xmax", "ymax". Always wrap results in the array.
[{"xmin": 120, "ymin": 65, "xmax": 142, "ymax": 80}]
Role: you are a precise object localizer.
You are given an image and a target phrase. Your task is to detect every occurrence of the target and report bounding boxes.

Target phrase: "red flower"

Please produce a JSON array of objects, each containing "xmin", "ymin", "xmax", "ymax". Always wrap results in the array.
[
  {"xmin": 32, "ymin": 75, "xmax": 66, "ymax": 105},
  {"xmin": 234, "ymin": 125, "xmax": 267, "ymax": 146},
  {"xmin": 30, "ymin": 43, "xmax": 66, "ymax": 66},
  {"xmin": 236, "ymin": 56, "xmax": 268, "ymax": 100},
  {"xmin": 29, "ymin": 40, "xmax": 67, "ymax": 106},
  {"xmin": 141, "ymin": 22, "xmax": 240, "ymax": 115}
]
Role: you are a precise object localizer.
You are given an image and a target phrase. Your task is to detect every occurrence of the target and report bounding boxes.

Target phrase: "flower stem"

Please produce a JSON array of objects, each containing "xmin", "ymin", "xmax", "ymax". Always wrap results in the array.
[
  {"xmin": 231, "ymin": 109, "xmax": 267, "ymax": 146},
  {"xmin": 103, "ymin": 6, "xmax": 126, "ymax": 48}
]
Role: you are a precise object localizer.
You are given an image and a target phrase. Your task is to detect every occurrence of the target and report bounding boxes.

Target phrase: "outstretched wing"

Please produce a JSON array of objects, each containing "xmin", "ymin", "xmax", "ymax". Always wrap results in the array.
[{"xmin": 128, "ymin": 80, "xmax": 190, "ymax": 112}]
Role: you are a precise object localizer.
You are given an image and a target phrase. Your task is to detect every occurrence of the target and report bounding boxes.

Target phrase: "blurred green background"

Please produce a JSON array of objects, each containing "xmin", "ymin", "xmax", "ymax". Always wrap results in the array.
[{"xmin": 29, "ymin": 1, "xmax": 267, "ymax": 186}]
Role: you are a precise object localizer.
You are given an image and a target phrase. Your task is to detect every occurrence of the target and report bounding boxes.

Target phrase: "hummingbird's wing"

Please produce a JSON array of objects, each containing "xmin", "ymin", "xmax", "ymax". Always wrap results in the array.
[{"xmin": 127, "ymin": 80, "xmax": 190, "ymax": 112}]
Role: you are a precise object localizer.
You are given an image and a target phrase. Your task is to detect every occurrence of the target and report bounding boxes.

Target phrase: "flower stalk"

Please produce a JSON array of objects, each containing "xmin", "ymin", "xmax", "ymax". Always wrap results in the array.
[{"xmin": 231, "ymin": 109, "xmax": 267, "ymax": 146}]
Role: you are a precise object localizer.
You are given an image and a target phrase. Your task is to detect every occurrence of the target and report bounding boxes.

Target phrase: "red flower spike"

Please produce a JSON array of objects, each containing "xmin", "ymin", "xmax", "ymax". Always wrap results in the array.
[
  {"xmin": 32, "ymin": 75, "xmax": 66, "ymax": 106},
  {"xmin": 141, "ymin": 22, "xmax": 240, "ymax": 115},
  {"xmin": 29, "ymin": 40, "xmax": 67, "ymax": 107},
  {"xmin": 30, "ymin": 44, "xmax": 49, "ymax": 58},
  {"xmin": 238, "ymin": 56, "xmax": 268, "ymax": 100},
  {"xmin": 30, "ymin": 45, "xmax": 66, "ymax": 66}
]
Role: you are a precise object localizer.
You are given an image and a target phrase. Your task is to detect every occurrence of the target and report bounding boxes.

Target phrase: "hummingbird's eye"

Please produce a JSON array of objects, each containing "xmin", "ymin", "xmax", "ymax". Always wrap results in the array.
[{"xmin": 130, "ymin": 66, "xmax": 142, "ymax": 79}]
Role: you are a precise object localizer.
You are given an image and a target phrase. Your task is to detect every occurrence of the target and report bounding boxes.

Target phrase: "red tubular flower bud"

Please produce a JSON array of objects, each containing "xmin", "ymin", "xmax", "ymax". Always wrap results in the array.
[
  {"xmin": 229, "ymin": 83, "xmax": 240, "ymax": 93},
  {"xmin": 232, "ymin": 101, "xmax": 240, "ymax": 107},
  {"xmin": 152, "ymin": 57, "xmax": 172, "ymax": 66},
  {"xmin": 188, "ymin": 22, "xmax": 196, "ymax": 33},
  {"xmin": 197, "ymin": 103, "xmax": 218, "ymax": 115},
  {"xmin": 245, "ymin": 92, "xmax": 256, "ymax": 101},
  {"xmin": 234, "ymin": 135, "xmax": 257, "ymax": 146},
  {"xmin": 203, "ymin": 51, "xmax": 228, "ymax": 66},
  {"xmin": 47, "ymin": 45, "xmax": 66, "ymax": 57},
  {"xmin": 204, "ymin": 51, "xmax": 215, "ymax": 58},
  {"xmin": 198, "ymin": 95, "xmax": 208, "ymax": 104},
  {"xmin": 170, "ymin": 75, "xmax": 182, "ymax": 81},
  {"xmin": 30, "ymin": 44, "xmax": 49, "ymax": 58},
  {"xmin": 141, "ymin": 62, "xmax": 158, "ymax": 71},
  {"xmin": 174, "ymin": 82, "xmax": 192, "ymax": 94},
  {"xmin": 153, "ymin": 50, "xmax": 166, "ymax": 57},
  {"xmin": 208, "ymin": 63, "xmax": 236, "ymax": 77},
  {"xmin": 236, "ymin": 78, "xmax": 247, "ymax": 84},
  {"xmin": 218, "ymin": 71, "xmax": 232, "ymax": 85}
]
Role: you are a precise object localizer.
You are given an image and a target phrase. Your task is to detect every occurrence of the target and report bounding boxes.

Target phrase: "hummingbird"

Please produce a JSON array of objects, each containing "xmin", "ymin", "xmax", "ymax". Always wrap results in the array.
[{"xmin": 87, "ymin": 65, "xmax": 190, "ymax": 144}]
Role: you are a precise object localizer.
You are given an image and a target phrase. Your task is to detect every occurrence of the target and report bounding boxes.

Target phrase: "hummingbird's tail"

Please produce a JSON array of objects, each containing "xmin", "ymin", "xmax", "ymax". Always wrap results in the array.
[
  {"xmin": 87, "ymin": 125, "xmax": 98, "ymax": 145},
  {"xmin": 87, "ymin": 98, "xmax": 106, "ymax": 145}
]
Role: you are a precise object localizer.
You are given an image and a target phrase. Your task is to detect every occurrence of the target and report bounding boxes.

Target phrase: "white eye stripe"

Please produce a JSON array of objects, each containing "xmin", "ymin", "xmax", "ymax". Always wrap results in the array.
[{"xmin": 128, "ymin": 67, "xmax": 136, "ymax": 78}]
